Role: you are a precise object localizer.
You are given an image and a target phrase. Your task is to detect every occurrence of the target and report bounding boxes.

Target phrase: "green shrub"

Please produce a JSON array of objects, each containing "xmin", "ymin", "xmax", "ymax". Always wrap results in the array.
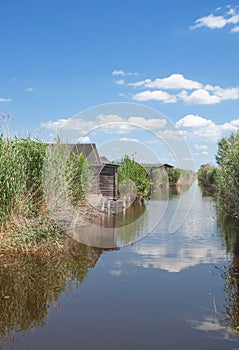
[
  {"xmin": 197, "ymin": 163, "xmax": 217, "ymax": 187},
  {"xmin": 118, "ymin": 156, "xmax": 150, "ymax": 198},
  {"xmin": 168, "ymin": 168, "xmax": 181, "ymax": 185}
]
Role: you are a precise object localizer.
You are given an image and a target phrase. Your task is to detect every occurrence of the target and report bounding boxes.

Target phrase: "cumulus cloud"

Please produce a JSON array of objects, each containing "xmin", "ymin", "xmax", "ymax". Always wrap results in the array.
[
  {"xmin": 42, "ymin": 114, "xmax": 167, "ymax": 136},
  {"xmin": 176, "ymin": 115, "xmax": 214, "ymax": 128},
  {"xmin": 130, "ymin": 73, "xmax": 203, "ymax": 90},
  {"xmin": 176, "ymin": 114, "xmax": 239, "ymax": 141},
  {"xmin": 191, "ymin": 5, "xmax": 239, "ymax": 33},
  {"xmin": 178, "ymin": 89, "xmax": 220, "ymax": 105},
  {"xmin": 26, "ymin": 87, "xmax": 34, "ymax": 92},
  {"xmin": 126, "ymin": 72, "xmax": 239, "ymax": 105},
  {"xmin": 133, "ymin": 90, "xmax": 177, "ymax": 103}
]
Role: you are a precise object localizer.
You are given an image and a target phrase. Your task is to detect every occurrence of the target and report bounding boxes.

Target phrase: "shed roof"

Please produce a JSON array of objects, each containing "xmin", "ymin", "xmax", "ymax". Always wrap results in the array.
[
  {"xmin": 141, "ymin": 163, "xmax": 174, "ymax": 169},
  {"xmin": 48, "ymin": 143, "xmax": 102, "ymax": 166}
]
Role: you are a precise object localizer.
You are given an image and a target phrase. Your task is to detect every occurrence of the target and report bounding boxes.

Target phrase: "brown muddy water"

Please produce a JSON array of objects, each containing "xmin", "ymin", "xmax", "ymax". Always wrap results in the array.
[{"xmin": 1, "ymin": 181, "xmax": 239, "ymax": 350}]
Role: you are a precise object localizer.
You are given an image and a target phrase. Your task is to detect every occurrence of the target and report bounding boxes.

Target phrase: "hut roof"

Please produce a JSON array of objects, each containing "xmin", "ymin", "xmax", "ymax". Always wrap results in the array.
[
  {"xmin": 48, "ymin": 143, "xmax": 102, "ymax": 166},
  {"xmin": 100, "ymin": 156, "xmax": 111, "ymax": 164},
  {"xmin": 71, "ymin": 144, "xmax": 102, "ymax": 166},
  {"xmin": 141, "ymin": 163, "xmax": 174, "ymax": 169}
]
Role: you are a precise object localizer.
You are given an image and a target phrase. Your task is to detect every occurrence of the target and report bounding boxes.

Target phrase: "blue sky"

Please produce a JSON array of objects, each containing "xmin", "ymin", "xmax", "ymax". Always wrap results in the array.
[{"xmin": 1, "ymin": 0, "xmax": 239, "ymax": 169}]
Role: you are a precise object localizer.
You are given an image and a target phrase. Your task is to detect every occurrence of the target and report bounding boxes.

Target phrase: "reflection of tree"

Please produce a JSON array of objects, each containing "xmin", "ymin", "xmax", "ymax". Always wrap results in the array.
[
  {"xmin": 199, "ymin": 185, "xmax": 217, "ymax": 198},
  {"xmin": 217, "ymin": 206, "xmax": 239, "ymax": 333},
  {"xmin": 0, "ymin": 240, "xmax": 102, "ymax": 345}
]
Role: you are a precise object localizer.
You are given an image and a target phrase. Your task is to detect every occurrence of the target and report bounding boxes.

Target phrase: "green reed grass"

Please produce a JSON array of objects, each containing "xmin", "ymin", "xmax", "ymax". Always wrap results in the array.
[{"xmin": 0, "ymin": 133, "xmax": 91, "ymax": 252}]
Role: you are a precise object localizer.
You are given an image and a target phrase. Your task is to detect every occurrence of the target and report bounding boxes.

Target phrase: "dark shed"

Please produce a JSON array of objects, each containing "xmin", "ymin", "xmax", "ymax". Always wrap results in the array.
[
  {"xmin": 99, "ymin": 163, "xmax": 119, "ymax": 199},
  {"xmin": 48, "ymin": 143, "xmax": 118, "ymax": 199}
]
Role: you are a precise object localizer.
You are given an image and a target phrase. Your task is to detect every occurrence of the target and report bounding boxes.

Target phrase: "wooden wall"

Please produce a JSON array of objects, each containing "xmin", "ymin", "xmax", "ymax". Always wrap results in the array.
[{"xmin": 99, "ymin": 164, "xmax": 118, "ymax": 199}]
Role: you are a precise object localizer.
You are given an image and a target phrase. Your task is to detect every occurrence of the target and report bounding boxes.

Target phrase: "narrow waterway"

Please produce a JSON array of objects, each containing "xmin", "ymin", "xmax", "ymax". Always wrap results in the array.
[{"xmin": 1, "ymin": 181, "xmax": 239, "ymax": 350}]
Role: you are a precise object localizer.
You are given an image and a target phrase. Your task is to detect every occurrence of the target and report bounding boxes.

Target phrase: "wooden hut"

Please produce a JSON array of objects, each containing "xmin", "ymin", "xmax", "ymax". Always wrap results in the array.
[
  {"xmin": 48, "ymin": 143, "xmax": 118, "ymax": 199},
  {"xmin": 99, "ymin": 163, "xmax": 118, "ymax": 199}
]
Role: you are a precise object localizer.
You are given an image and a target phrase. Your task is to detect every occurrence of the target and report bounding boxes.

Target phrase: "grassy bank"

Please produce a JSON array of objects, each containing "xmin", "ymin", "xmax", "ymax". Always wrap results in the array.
[{"xmin": 0, "ymin": 136, "xmax": 91, "ymax": 253}]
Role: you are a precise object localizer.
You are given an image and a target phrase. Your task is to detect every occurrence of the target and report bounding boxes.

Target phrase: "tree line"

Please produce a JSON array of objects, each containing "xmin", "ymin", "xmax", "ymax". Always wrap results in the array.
[{"xmin": 198, "ymin": 131, "xmax": 239, "ymax": 217}]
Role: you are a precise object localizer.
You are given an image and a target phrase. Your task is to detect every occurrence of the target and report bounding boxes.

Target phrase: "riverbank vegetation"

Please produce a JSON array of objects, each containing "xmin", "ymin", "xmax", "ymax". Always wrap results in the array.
[
  {"xmin": 0, "ymin": 136, "xmax": 90, "ymax": 253},
  {"xmin": 117, "ymin": 155, "xmax": 151, "ymax": 199},
  {"xmin": 198, "ymin": 131, "xmax": 239, "ymax": 217}
]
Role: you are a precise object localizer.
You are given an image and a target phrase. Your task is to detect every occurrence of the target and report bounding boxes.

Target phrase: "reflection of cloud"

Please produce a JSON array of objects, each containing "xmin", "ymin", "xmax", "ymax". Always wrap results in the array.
[
  {"xmin": 189, "ymin": 316, "xmax": 237, "ymax": 342},
  {"xmin": 130, "ymin": 243, "xmax": 224, "ymax": 273},
  {"xmin": 110, "ymin": 269, "xmax": 122, "ymax": 277},
  {"xmin": 129, "ymin": 186, "xmax": 226, "ymax": 273}
]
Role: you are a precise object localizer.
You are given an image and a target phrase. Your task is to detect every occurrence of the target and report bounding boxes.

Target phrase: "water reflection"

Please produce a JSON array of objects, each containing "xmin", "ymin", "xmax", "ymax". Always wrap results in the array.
[
  {"xmin": 71, "ymin": 198, "xmax": 168, "ymax": 248},
  {"xmin": 130, "ymin": 183, "xmax": 226, "ymax": 273},
  {"xmin": 0, "ymin": 240, "xmax": 102, "ymax": 346},
  {"xmin": 2, "ymin": 183, "xmax": 239, "ymax": 349},
  {"xmin": 217, "ymin": 209, "xmax": 239, "ymax": 335}
]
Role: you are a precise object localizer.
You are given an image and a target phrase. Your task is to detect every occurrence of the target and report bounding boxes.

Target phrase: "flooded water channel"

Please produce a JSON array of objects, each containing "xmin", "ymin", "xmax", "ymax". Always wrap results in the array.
[{"xmin": 1, "ymin": 181, "xmax": 239, "ymax": 349}]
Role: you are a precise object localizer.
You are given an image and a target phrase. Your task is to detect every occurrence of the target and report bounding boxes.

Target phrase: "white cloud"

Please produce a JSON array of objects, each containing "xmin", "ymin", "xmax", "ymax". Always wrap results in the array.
[
  {"xmin": 0, "ymin": 97, "xmax": 11, "ymax": 102},
  {"xmin": 129, "ymin": 74, "xmax": 202, "ymax": 90},
  {"xmin": 112, "ymin": 69, "xmax": 125, "ymax": 76},
  {"xmin": 120, "ymin": 137, "xmax": 139, "ymax": 143},
  {"xmin": 42, "ymin": 114, "xmax": 167, "ymax": 137},
  {"xmin": 207, "ymin": 85, "xmax": 239, "ymax": 101},
  {"xmin": 112, "ymin": 69, "xmax": 139, "ymax": 76},
  {"xmin": 126, "ymin": 72, "xmax": 239, "ymax": 105},
  {"xmin": 176, "ymin": 114, "xmax": 239, "ymax": 142},
  {"xmin": 146, "ymin": 74, "xmax": 202, "ymax": 90},
  {"xmin": 195, "ymin": 144, "xmax": 208, "ymax": 151},
  {"xmin": 96, "ymin": 113, "xmax": 124, "ymax": 124},
  {"xmin": 178, "ymin": 89, "xmax": 220, "ymax": 105},
  {"xmin": 176, "ymin": 114, "xmax": 214, "ymax": 128},
  {"xmin": 201, "ymin": 151, "xmax": 209, "ymax": 155},
  {"xmin": 228, "ymin": 13, "xmax": 239, "ymax": 24},
  {"xmin": 192, "ymin": 14, "xmax": 227, "ymax": 30},
  {"xmin": 157, "ymin": 129, "xmax": 185, "ymax": 141},
  {"xmin": 78, "ymin": 136, "xmax": 90, "ymax": 143},
  {"xmin": 230, "ymin": 118, "xmax": 239, "ymax": 127},
  {"xmin": 115, "ymin": 79, "xmax": 125, "ymax": 85},
  {"xmin": 128, "ymin": 116, "xmax": 167, "ymax": 129},
  {"xmin": 191, "ymin": 6, "xmax": 239, "ymax": 33},
  {"xmin": 128, "ymin": 79, "xmax": 151, "ymax": 87},
  {"xmin": 231, "ymin": 25, "xmax": 239, "ymax": 32},
  {"xmin": 26, "ymin": 87, "xmax": 34, "ymax": 92},
  {"xmin": 133, "ymin": 90, "xmax": 177, "ymax": 103}
]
